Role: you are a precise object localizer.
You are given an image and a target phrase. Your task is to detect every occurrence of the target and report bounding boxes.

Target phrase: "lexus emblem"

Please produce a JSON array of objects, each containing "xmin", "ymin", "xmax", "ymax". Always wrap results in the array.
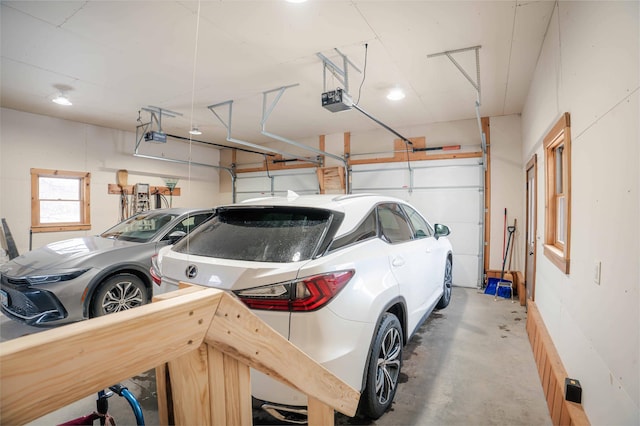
[{"xmin": 186, "ymin": 265, "xmax": 198, "ymax": 279}]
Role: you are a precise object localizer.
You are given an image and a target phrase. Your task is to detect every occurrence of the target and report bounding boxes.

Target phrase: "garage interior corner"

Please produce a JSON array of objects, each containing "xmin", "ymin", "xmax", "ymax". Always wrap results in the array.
[{"xmin": 2, "ymin": 287, "xmax": 551, "ymax": 426}]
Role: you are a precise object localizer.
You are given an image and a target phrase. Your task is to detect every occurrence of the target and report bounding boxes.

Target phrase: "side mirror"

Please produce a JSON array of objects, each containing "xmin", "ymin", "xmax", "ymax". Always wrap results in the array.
[
  {"xmin": 167, "ymin": 230, "xmax": 187, "ymax": 244},
  {"xmin": 434, "ymin": 224, "xmax": 450, "ymax": 240}
]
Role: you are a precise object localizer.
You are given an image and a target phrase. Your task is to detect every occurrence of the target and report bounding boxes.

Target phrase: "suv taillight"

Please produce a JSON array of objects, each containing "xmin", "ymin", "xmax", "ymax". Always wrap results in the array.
[{"xmin": 235, "ymin": 270, "xmax": 354, "ymax": 312}]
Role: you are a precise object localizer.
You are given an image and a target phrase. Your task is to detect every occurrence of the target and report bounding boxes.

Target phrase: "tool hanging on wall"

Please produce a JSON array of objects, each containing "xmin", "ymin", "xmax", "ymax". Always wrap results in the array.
[
  {"xmin": 508, "ymin": 218, "xmax": 517, "ymax": 272},
  {"xmin": 495, "ymin": 219, "xmax": 517, "ymax": 302},
  {"xmin": 117, "ymin": 170, "xmax": 129, "ymax": 221}
]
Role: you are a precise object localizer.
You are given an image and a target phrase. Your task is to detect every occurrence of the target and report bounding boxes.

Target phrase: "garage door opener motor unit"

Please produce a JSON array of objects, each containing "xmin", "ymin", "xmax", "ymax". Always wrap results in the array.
[{"xmin": 321, "ymin": 88, "xmax": 353, "ymax": 112}]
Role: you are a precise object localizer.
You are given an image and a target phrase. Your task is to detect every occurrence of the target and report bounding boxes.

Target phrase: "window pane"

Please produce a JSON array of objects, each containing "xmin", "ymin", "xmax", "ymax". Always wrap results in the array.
[
  {"xmin": 556, "ymin": 195, "xmax": 565, "ymax": 245},
  {"xmin": 39, "ymin": 177, "xmax": 80, "ymax": 200},
  {"xmin": 175, "ymin": 207, "xmax": 332, "ymax": 262},
  {"xmin": 378, "ymin": 204, "xmax": 413, "ymax": 243},
  {"xmin": 555, "ymin": 145, "xmax": 564, "ymax": 194},
  {"xmin": 40, "ymin": 201, "xmax": 81, "ymax": 223},
  {"xmin": 402, "ymin": 205, "xmax": 433, "ymax": 238},
  {"xmin": 330, "ymin": 210, "xmax": 377, "ymax": 251}
]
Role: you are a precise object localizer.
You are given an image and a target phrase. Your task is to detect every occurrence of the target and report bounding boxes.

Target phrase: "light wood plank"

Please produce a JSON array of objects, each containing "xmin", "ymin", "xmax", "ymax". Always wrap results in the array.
[
  {"xmin": 223, "ymin": 353, "xmax": 253, "ymax": 426},
  {"xmin": 168, "ymin": 344, "xmax": 212, "ymax": 425},
  {"xmin": 308, "ymin": 396, "xmax": 335, "ymax": 426},
  {"xmin": 526, "ymin": 301, "xmax": 590, "ymax": 426},
  {"xmin": 0, "ymin": 287, "xmax": 222, "ymax": 425},
  {"xmin": 155, "ymin": 363, "xmax": 171, "ymax": 425},
  {"xmin": 208, "ymin": 347, "xmax": 228, "ymax": 426},
  {"xmin": 205, "ymin": 292, "xmax": 360, "ymax": 417}
]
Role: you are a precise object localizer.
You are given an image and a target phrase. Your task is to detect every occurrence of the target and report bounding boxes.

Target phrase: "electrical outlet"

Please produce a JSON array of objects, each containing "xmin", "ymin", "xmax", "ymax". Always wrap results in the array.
[{"xmin": 594, "ymin": 261, "xmax": 601, "ymax": 285}]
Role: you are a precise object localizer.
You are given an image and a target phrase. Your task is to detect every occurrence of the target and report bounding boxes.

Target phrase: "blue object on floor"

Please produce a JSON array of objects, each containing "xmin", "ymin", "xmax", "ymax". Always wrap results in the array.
[{"xmin": 484, "ymin": 277, "xmax": 513, "ymax": 298}]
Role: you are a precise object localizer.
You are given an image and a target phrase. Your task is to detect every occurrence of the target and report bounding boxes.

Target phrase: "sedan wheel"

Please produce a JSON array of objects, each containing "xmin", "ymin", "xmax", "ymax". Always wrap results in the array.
[
  {"xmin": 436, "ymin": 257, "xmax": 453, "ymax": 309},
  {"xmin": 91, "ymin": 274, "xmax": 148, "ymax": 317},
  {"xmin": 360, "ymin": 312, "xmax": 403, "ymax": 419}
]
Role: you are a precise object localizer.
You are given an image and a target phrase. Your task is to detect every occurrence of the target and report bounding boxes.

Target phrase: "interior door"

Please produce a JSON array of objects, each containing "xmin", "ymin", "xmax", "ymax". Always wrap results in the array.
[{"xmin": 525, "ymin": 155, "xmax": 537, "ymax": 301}]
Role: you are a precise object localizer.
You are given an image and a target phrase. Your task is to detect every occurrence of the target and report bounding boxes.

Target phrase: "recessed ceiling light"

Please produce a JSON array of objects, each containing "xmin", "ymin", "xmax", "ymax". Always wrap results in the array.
[
  {"xmin": 286, "ymin": 0, "xmax": 307, "ymax": 3},
  {"xmin": 52, "ymin": 93, "xmax": 72, "ymax": 106},
  {"xmin": 189, "ymin": 127, "xmax": 202, "ymax": 135},
  {"xmin": 386, "ymin": 88, "xmax": 405, "ymax": 101}
]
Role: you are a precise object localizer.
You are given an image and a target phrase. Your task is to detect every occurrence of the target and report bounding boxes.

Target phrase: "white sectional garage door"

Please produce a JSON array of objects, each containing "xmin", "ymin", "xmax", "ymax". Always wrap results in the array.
[
  {"xmin": 235, "ymin": 157, "xmax": 484, "ymax": 288},
  {"xmin": 235, "ymin": 169, "xmax": 319, "ymax": 202}
]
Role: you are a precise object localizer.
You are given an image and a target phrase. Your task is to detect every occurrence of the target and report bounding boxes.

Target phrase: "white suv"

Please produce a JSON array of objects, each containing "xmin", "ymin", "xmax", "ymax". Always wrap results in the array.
[{"xmin": 154, "ymin": 193, "xmax": 453, "ymax": 422}]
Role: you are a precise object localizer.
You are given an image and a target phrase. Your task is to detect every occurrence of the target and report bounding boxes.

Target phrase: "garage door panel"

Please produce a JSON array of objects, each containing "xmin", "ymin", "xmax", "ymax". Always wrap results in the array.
[
  {"xmin": 413, "ymin": 165, "xmax": 480, "ymax": 188},
  {"xmin": 452, "ymin": 254, "xmax": 479, "ymax": 288},
  {"xmin": 236, "ymin": 172, "xmax": 272, "ymax": 193},
  {"xmin": 236, "ymin": 169, "xmax": 319, "ymax": 202},
  {"xmin": 351, "ymin": 168, "xmax": 410, "ymax": 190},
  {"xmin": 406, "ymin": 190, "xmax": 480, "ymax": 224},
  {"xmin": 273, "ymin": 171, "xmax": 318, "ymax": 193},
  {"xmin": 445, "ymin": 223, "xmax": 481, "ymax": 255}
]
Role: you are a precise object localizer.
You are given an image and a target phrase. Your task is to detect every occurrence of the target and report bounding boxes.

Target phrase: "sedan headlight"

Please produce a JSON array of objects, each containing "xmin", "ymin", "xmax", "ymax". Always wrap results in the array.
[{"xmin": 26, "ymin": 269, "xmax": 90, "ymax": 285}]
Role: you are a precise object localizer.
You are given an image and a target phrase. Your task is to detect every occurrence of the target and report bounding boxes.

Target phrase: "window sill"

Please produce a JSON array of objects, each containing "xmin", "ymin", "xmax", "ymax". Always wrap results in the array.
[
  {"xmin": 543, "ymin": 244, "xmax": 570, "ymax": 274},
  {"xmin": 31, "ymin": 224, "xmax": 91, "ymax": 233}
]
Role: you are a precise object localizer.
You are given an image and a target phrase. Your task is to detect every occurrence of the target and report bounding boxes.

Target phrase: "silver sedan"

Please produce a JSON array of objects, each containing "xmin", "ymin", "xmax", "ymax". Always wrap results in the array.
[{"xmin": 0, "ymin": 208, "xmax": 214, "ymax": 326}]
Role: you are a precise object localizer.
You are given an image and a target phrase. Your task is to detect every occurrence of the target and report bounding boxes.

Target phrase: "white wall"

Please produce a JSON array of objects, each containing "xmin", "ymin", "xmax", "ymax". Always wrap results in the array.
[
  {"xmin": 489, "ymin": 115, "xmax": 524, "ymax": 272},
  {"xmin": 0, "ymin": 108, "xmax": 223, "ymax": 254},
  {"xmin": 521, "ymin": 2, "xmax": 639, "ymax": 424}
]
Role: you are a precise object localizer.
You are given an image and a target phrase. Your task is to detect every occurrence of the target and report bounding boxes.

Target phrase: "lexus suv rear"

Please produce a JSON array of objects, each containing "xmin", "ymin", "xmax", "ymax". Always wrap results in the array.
[{"xmin": 154, "ymin": 193, "xmax": 452, "ymax": 421}]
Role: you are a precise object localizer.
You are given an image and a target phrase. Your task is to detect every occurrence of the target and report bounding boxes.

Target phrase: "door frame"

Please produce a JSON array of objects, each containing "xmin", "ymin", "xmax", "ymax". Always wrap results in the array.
[{"xmin": 525, "ymin": 155, "xmax": 538, "ymax": 301}]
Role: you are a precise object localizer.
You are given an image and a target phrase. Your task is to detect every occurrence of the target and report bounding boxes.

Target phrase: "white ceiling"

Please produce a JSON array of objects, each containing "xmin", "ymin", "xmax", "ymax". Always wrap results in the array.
[{"xmin": 1, "ymin": 0, "xmax": 555, "ymax": 153}]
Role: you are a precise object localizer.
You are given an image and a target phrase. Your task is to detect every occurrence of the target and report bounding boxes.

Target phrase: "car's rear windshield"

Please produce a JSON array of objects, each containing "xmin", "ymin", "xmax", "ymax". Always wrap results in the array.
[
  {"xmin": 173, "ymin": 207, "xmax": 333, "ymax": 262},
  {"xmin": 100, "ymin": 211, "xmax": 178, "ymax": 243}
]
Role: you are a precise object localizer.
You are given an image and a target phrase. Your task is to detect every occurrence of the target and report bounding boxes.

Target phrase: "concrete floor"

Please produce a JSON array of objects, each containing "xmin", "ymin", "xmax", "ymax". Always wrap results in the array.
[{"xmin": 1, "ymin": 287, "xmax": 551, "ymax": 425}]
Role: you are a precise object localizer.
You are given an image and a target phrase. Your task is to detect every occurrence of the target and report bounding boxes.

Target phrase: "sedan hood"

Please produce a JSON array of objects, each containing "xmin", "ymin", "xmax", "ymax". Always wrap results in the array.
[
  {"xmin": 1, "ymin": 236, "xmax": 143, "ymax": 276},
  {"xmin": 160, "ymin": 251, "xmax": 303, "ymax": 291}
]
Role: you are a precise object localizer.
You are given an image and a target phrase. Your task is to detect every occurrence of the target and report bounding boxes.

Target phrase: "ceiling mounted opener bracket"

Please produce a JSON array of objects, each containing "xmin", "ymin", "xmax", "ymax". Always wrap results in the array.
[
  {"xmin": 427, "ymin": 45, "xmax": 485, "ymax": 152},
  {"xmin": 207, "ymin": 100, "xmax": 316, "ymax": 165},
  {"xmin": 261, "ymin": 84, "xmax": 345, "ymax": 168},
  {"xmin": 317, "ymin": 48, "xmax": 361, "ymax": 94},
  {"xmin": 428, "ymin": 45, "xmax": 486, "ymax": 289},
  {"xmin": 135, "ymin": 106, "xmax": 182, "ymax": 152}
]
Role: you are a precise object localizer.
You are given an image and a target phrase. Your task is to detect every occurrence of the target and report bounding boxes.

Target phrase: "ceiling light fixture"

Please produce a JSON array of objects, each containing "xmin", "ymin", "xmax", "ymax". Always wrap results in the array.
[
  {"xmin": 52, "ymin": 93, "xmax": 72, "ymax": 106},
  {"xmin": 286, "ymin": 0, "xmax": 307, "ymax": 3},
  {"xmin": 386, "ymin": 88, "xmax": 406, "ymax": 101},
  {"xmin": 189, "ymin": 127, "xmax": 202, "ymax": 135}
]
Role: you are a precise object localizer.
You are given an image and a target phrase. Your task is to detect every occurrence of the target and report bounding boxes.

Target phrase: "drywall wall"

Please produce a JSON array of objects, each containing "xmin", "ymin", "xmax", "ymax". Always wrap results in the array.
[
  {"xmin": 521, "ymin": 2, "xmax": 639, "ymax": 424},
  {"xmin": 0, "ymin": 108, "xmax": 222, "ymax": 254},
  {"xmin": 488, "ymin": 115, "xmax": 524, "ymax": 272}
]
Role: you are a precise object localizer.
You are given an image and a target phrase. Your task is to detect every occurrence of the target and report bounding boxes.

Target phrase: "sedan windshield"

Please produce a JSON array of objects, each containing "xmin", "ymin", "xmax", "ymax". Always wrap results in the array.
[
  {"xmin": 100, "ymin": 212, "xmax": 177, "ymax": 242},
  {"xmin": 174, "ymin": 207, "xmax": 332, "ymax": 262}
]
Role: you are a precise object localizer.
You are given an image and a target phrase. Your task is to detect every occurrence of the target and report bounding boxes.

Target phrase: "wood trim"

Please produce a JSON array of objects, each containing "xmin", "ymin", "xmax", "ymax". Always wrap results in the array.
[
  {"xmin": 31, "ymin": 168, "xmax": 91, "ymax": 232},
  {"xmin": 526, "ymin": 301, "xmax": 590, "ymax": 426},
  {"xmin": 543, "ymin": 113, "xmax": 571, "ymax": 274},
  {"xmin": 543, "ymin": 245, "xmax": 570, "ymax": 274},
  {"xmin": 107, "ymin": 183, "xmax": 181, "ymax": 196},
  {"xmin": 235, "ymin": 154, "xmax": 318, "ymax": 173},
  {"xmin": 482, "ymin": 117, "xmax": 491, "ymax": 275},
  {"xmin": 525, "ymin": 154, "xmax": 538, "ymax": 300},
  {"xmin": 31, "ymin": 224, "xmax": 91, "ymax": 233},
  {"xmin": 319, "ymin": 134, "xmax": 326, "ymax": 167},
  {"xmin": 344, "ymin": 132, "xmax": 351, "ymax": 165}
]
